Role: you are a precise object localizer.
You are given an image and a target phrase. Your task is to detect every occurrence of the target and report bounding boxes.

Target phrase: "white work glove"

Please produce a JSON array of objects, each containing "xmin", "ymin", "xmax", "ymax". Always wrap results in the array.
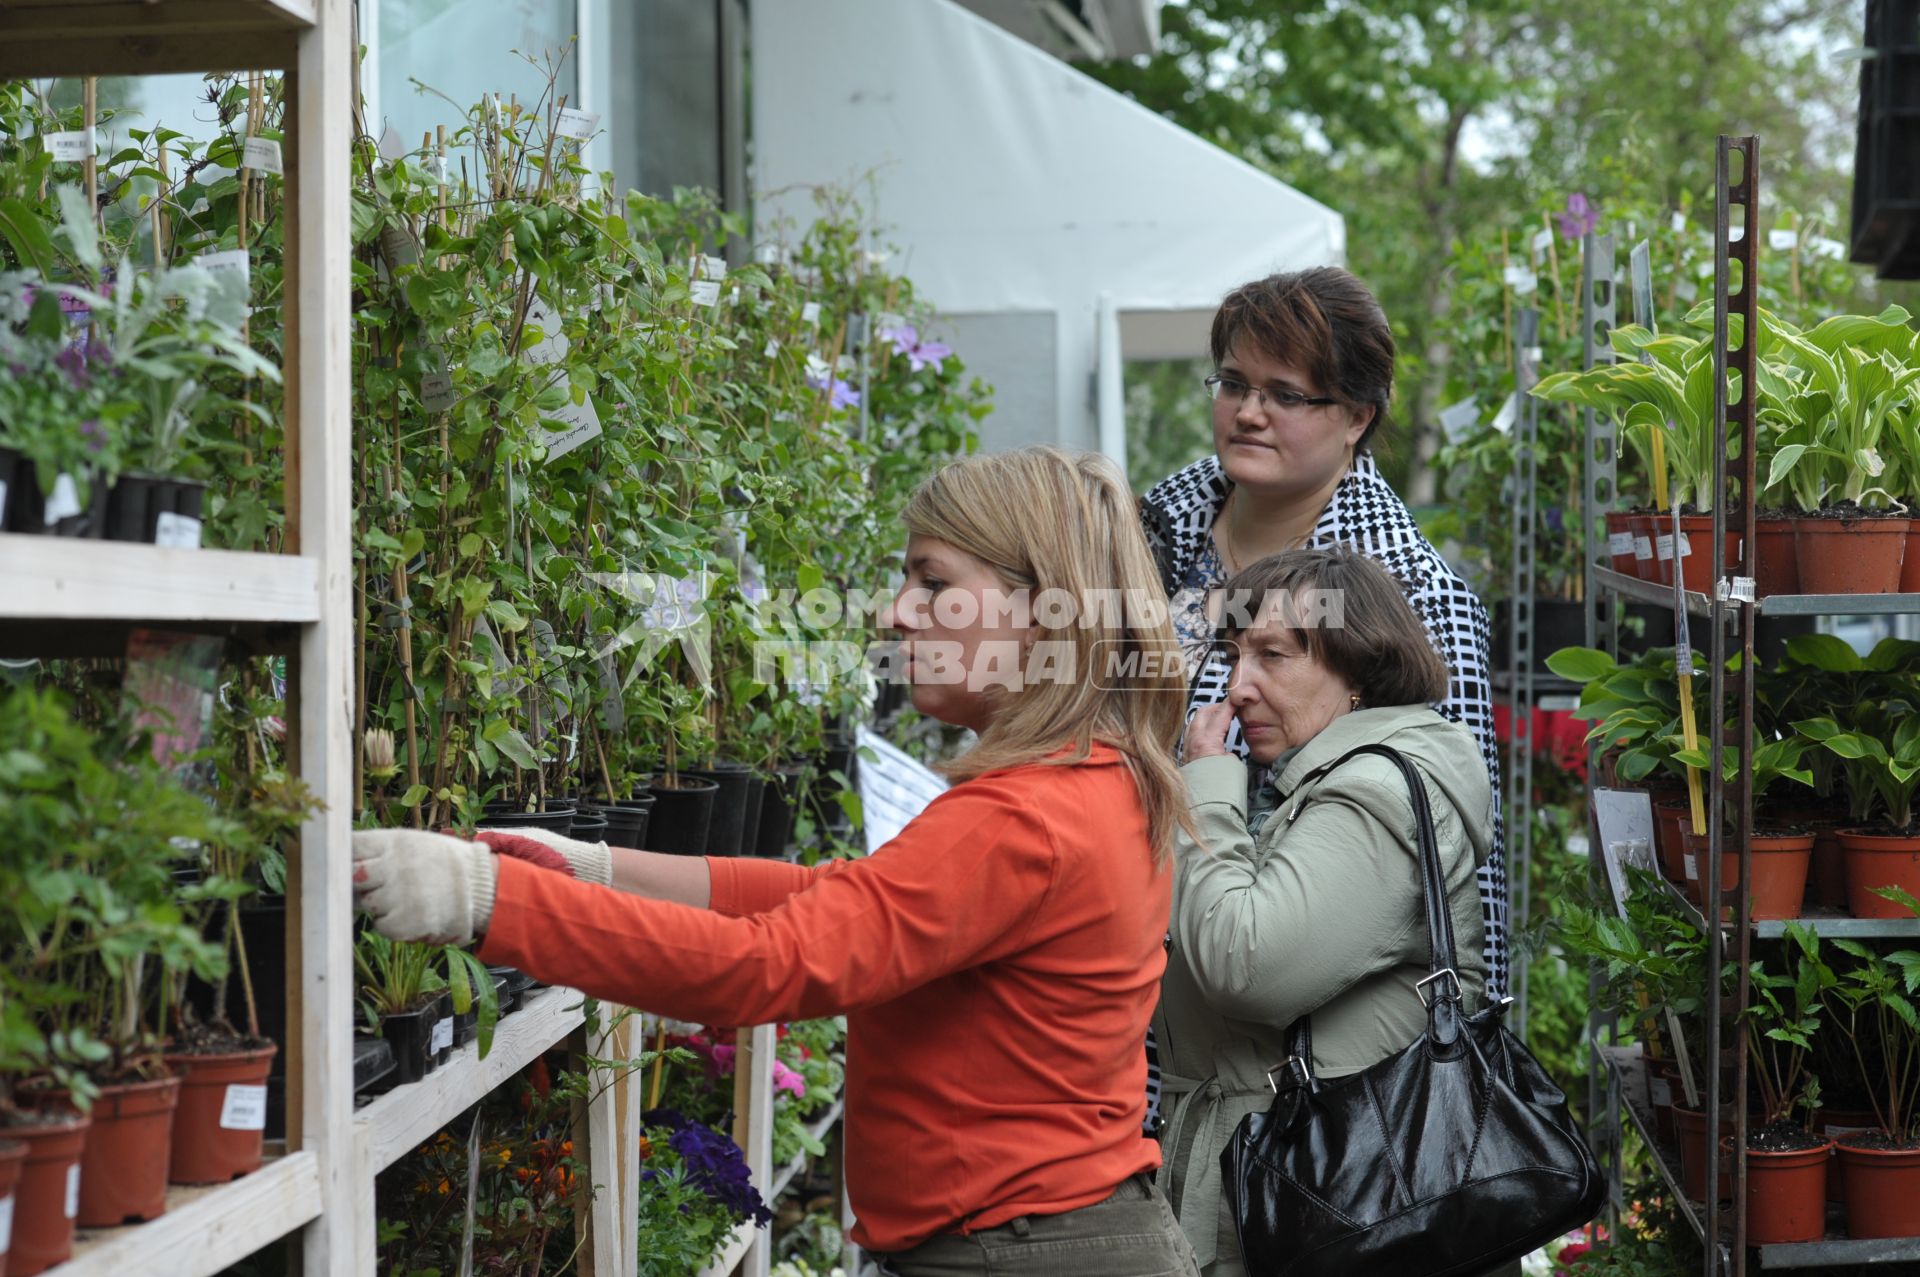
[
  {"xmin": 475, "ymin": 824, "xmax": 614, "ymax": 886},
  {"xmin": 351, "ymin": 829, "xmax": 498, "ymax": 945}
]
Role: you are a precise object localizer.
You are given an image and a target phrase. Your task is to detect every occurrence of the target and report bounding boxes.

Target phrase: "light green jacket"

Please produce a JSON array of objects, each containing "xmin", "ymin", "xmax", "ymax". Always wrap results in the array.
[{"xmin": 1152, "ymin": 705, "xmax": 1493, "ymax": 1273}]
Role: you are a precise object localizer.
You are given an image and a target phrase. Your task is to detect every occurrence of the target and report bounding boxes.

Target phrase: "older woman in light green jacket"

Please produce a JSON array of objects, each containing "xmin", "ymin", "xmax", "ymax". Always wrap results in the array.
[{"xmin": 1154, "ymin": 547, "xmax": 1493, "ymax": 1277}]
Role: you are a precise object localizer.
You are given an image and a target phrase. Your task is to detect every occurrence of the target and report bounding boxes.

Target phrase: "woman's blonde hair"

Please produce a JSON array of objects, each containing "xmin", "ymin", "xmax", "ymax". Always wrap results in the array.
[{"xmin": 900, "ymin": 447, "xmax": 1190, "ymax": 864}]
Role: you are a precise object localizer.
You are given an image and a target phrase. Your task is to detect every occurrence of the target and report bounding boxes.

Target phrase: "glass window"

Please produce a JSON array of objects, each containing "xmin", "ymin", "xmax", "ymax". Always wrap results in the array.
[{"xmin": 374, "ymin": 0, "xmax": 580, "ymax": 152}]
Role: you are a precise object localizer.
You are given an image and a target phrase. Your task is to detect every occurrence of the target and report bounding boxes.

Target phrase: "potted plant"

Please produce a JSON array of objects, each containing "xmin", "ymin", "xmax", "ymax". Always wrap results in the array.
[
  {"xmin": 1822, "ymin": 909, "xmax": 1920, "ymax": 1239},
  {"xmin": 1668, "ymin": 732, "xmax": 1815, "ymax": 918},
  {"xmin": 354, "ymin": 931, "xmax": 450, "ymax": 1088},
  {"xmin": 1735, "ymin": 922, "xmax": 1834, "ymax": 1244},
  {"xmin": 1795, "ymin": 705, "xmax": 1920, "ymax": 918}
]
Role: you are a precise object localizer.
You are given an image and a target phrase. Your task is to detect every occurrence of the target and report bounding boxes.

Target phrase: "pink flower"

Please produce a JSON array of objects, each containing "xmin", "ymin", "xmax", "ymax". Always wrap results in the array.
[{"xmin": 771, "ymin": 1061, "xmax": 807, "ymax": 1099}]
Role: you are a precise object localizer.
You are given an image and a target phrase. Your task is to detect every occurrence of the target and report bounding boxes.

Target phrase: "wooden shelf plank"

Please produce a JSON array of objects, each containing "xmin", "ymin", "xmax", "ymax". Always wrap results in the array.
[
  {"xmin": 356, "ymin": 986, "xmax": 587, "ymax": 1174},
  {"xmin": 696, "ymin": 1223, "xmax": 756, "ymax": 1277},
  {"xmin": 45, "ymin": 1151, "xmax": 320, "ymax": 1277},
  {"xmin": 0, "ymin": 534, "xmax": 320, "ymax": 624}
]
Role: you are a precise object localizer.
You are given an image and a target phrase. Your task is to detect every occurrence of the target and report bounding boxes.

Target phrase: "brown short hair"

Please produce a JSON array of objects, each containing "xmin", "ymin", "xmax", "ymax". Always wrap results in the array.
[
  {"xmin": 1216, "ymin": 547, "xmax": 1448, "ymax": 708},
  {"xmin": 1210, "ymin": 267, "xmax": 1396, "ymax": 452}
]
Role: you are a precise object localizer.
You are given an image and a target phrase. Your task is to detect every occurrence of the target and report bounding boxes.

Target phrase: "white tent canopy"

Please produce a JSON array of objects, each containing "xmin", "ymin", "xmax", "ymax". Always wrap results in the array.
[{"xmin": 752, "ymin": 0, "xmax": 1346, "ymax": 462}]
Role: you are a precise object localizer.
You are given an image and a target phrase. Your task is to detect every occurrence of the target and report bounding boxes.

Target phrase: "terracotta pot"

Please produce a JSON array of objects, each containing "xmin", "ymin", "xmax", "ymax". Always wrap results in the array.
[
  {"xmin": 1665, "ymin": 514, "xmax": 1741, "ymax": 590},
  {"xmin": 1814, "ymin": 1109, "xmax": 1880, "ymax": 1205},
  {"xmin": 1902, "ymin": 523, "xmax": 1920, "ymax": 594},
  {"xmin": 1837, "ymin": 829, "xmax": 1920, "ymax": 918},
  {"xmin": 164, "ymin": 1043, "xmax": 277, "ymax": 1184},
  {"xmin": 1654, "ymin": 799, "xmax": 1694, "ymax": 886},
  {"xmin": 0, "ymin": 1138, "xmax": 24, "ymax": 1277},
  {"xmin": 1682, "ymin": 829, "xmax": 1813, "ymax": 920},
  {"xmin": 1755, "ymin": 516, "xmax": 1800, "ymax": 597},
  {"xmin": 1741, "ymin": 1136, "xmax": 1833, "ymax": 1244},
  {"xmin": 5, "ymin": 1112, "xmax": 88, "ymax": 1276},
  {"xmin": 74, "ymin": 1074, "xmax": 179, "ymax": 1227},
  {"xmin": 1796, "ymin": 516, "xmax": 1910, "ymax": 594},
  {"xmin": 1645, "ymin": 1057, "xmax": 1681, "ymax": 1144},
  {"xmin": 1810, "ymin": 824, "xmax": 1850, "ymax": 911},
  {"xmin": 1836, "ymin": 1136, "xmax": 1920, "ymax": 1238},
  {"xmin": 1673, "ymin": 1105, "xmax": 1732, "ymax": 1201},
  {"xmin": 1629, "ymin": 511, "xmax": 1660, "ymax": 582}
]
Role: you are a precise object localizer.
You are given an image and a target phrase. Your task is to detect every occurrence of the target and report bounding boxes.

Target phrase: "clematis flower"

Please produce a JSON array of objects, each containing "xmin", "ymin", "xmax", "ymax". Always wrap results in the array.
[
  {"xmin": 1557, "ymin": 192, "xmax": 1598, "ymax": 242},
  {"xmin": 807, "ymin": 371, "xmax": 861, "ymax": 410},
  {"xmin": 880, "ymin": 323, "xmax": 952, "ymax": 373}
]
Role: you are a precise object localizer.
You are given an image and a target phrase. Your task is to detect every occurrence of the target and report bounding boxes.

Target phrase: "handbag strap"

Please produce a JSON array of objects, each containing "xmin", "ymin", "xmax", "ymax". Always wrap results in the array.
[{"xmin": 1281, "ymin": 742, "xmax": 1463, "ymax": 1082}]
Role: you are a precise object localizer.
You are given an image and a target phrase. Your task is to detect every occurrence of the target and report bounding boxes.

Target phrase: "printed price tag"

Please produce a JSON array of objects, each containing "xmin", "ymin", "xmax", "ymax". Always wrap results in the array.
[
  {"xmin": 554, "ymin": 107, "xmax": 600, "ymax": 140},
  {"xmin": 1489, "ymin": 392, "xmax": 1518, "ymax": 436},
  {"xmin": 689, "ymin": 279, "xmax": 721, "ymax": 307},
  {"xmin": 43, "ymin": 472, "xmax": 83, "ymax": 524},
  {"xmin": 0, "ymin": 1191, "xmax": 12, "ymax": 1252},
  {"xmin": 430, "ymin": 1017, "xmax": 453, "ymax": 1054},
  {"xmin": 801, "ymin": 300, "xmax": 822, "ymax": 327},
  {"xmin": 1633, "ymin": 536, "xmax": 1653, "ymax": 561},
  {"xmin": 65, "ymin": 1163, "xmax": 80, "ymax": 1218},
  {"xmin": 1608, "ymin": 532, "xmax": 1635, "ymax": 557},
  {"xmin": 1656, "ymin": 534, "xmax": 1676, "ymax": 561},
  {"xmin": 1683, "ymin": 852, "xmax": 1698, "ymax": 882},
  {"xmin": 45, "ymin": 129, "xmax": 94, "ymax": 162},
  {"xmin": 522, "ymin": 300, "xmax": 568, "ymax": 366},
  {"xmin": 241, "ymin": 136, "xmax": 283, "ymax": 175},
  {"xmin": 700, "ymin": 254, "xmax": 728, "ymax": 281},
  {"xmin": 420, "ymin": 369, "xmax": 456, "ymax": 412},
  {"xmin": 541, "ymin": 394, "xmax": 603, "ymax": 460},
  {"xmin": 198, "ymin": 248, "xmax": 251, "ymax": 283},
  {"xmin": 1649, "ymin": 1075, "xmax": 1674, "ymax": 1107},
  {"xmin": 1768, "ymin": 228, "xmax": 1799, "ymax": 251},
  {"xmin": 154, "ymin": 512, "xmax": 203, "ymax": 548},
  {"xmin": 220, "ymin": 1082, "xmax": 268, "ymax": 1130}
]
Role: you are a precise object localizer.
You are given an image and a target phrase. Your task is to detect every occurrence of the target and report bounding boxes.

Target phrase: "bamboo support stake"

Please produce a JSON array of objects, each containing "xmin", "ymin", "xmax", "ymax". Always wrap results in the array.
[
  {"xmin": 1648, "ymin": 426, "xmax": 1707, "ymax": 837},
  {"xmin": 151, "ymin": 143, "xmax": 170, "ymax": 267},
  {"xmin": 82, "ymin": 79, "xmax": 98, "ymax": 229},
  {"xmin": 1543, "ymin": 213, "xmax": 1566, "ymax": 342},
  {"xmin": 1499, "ymin": 229, "xmax": 1513, "ymax": 375}
]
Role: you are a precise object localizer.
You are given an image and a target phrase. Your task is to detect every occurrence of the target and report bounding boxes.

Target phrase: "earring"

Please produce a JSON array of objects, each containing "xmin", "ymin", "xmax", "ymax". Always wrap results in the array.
[{"xmin": 1349, "ymin": 693, "xmax": 1362, "ymax": 710}]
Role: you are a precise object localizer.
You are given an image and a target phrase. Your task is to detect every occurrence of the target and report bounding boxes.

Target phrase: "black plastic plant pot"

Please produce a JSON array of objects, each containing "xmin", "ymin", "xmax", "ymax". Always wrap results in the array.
[
  {"xmin": 740, "ymin": 775, "xmax": 767, "ymax": 854},
  {"xmin": 569, "ymin": 812, "xmax": 610, "ymax": 844},
  {"xmin": 683, "ymin": 764, "xmax": 754, "ymax": 856},
  {"xmin": 0, "ymin": 445, "xmax": 19, "ymax": 529},
  {"xmin": 486, "ymin": 967, "xmax": 522, "ymax": 1015},
  {"xmin": 429, "ymin": 991, "xmax": 453, "ymax": 1064},
  {"xmin": 378, "ymin": 1001, "xmax": 438, "ymax": 1086},
  {"xmin": 353, "ymin": 1036, "xmax": 397, "ymax": 1097},
  {"xmin": 645, "ymin": 775, "xmax": 719, "ymax": 855},
  {"xmin": 594, "ymin": 801, "xmax": 648, "ymax": 849},
  {"xmin": 754, "ymin": 766, "xmax": 804, "ymax": 857},
  {"xmin": 106, "ymin": 472, "xmax": 157, "ymax": 542},
  {"xmin": 479, "ymin": 804, "xmax": 576, "ymax": 837},
  {"xmin": 12, "ymin": 467, "xmax": 110, "ymax": 537},
  {"xmin": 452, "ymin": 1005, "xmax": 476, "ymax": 1048}
]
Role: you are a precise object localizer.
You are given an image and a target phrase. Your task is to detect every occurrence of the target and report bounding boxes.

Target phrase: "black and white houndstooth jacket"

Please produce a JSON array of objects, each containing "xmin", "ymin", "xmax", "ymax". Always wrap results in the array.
[{"xmin": 1138, "ymin": 452, "xmax": 1510, "ymax": 998}]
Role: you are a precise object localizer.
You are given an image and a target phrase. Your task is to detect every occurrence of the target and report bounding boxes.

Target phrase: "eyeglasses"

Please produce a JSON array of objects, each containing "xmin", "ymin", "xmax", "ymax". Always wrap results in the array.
[{"xmin": 1204, "ymin": 373, "xmax": 1339, "ymax": 414}]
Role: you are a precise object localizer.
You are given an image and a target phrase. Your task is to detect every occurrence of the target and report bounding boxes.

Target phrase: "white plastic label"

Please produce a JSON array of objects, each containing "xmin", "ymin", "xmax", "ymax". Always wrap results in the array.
[
  {"xmin": 554, "ymin": 107, "xmax": 600, "ymax": 140},
  {"xmin": 764, "ymin": 339, "xmax": 779, "ymax": 359},
  {"xmin": 1489, "ymin": 393, "xmax": 1518, "ymax": 436},
  {"xmin": 1437, "ymin": 398, "xmax": 1481, "ymax": 443},
  {"xmin": 1608, "ymin": 532, "xmax": 1635, "ymax": 556},
  {"xmin": 0, "ymin": 1190, "xmax": 12, "ymax": 1252},
  {"xmin": 1769, "ymin": 228, "xmax": 1799, "ymax": 251},
  {"xmin": 801, "ymin": 301, "xmax": 822, "ymax": 327},
  {"xmin": 45, "ymin": 129, "xmax": 93, "ymax": 162},
  {"xmin": 689, "ymin": 279, "xmax": 721, "ymax": 307},
  {"xmin": 1683, "ymin": 852, "xmax": 1698, "ymax": 882},
  {"xmin": 1672, "ymin": 211, "xmax": 1688, "ymax": 233},
  {"xmin": 65, "ymin": 1163, "xmax": 80, "ymax": 1218},
  {"xmin": 1649, "ymin": 1075, "xmax": 1674, "ymax": 1107},
  {"xmin": 541, "ymin": 395, "xmax": 602, "ymax": 460},
  {"xmin": 241, "ymin": 136, "xmax": 283, "ymax": 175},
  {"xmin": 43, "ymin": 472, "xmax": 83, "ymax": 523},
  {"xmin": 1531, "ymin": 227, "xmax": 1554, "ymax": 259},
  {"xmin": 1633, "ymin": 535, "xmax": 1654, "ymax": 561},
  {"xmin": 198, "ymin": 248, "xmax": 251, "ymax": 284},
  {"xmin": 1656, "ymin": 534, "xmax": 1676, "ymax": 561},
  {"xmin": 700, "ymin": 254, "xmax": 728, "ymax": 281},
  {"xmin": 220, "ymin": 1082, "xmax": 268, "ymax": 1130},
  {"xmin": 521, "ymin": 300, "xmax": 567, "ymax": 366},
  {"xmin": 420, "ymin": 369, "xmax": 456, "ymax": 412},
  {"xmin": 154, "ymin": 511, "xmax": 203, "ymax": 548},
  {"xmin": 1502, "ymin": 264, "xmax": 1538, "ymax": 295},
  {"xmin": 430, "ymin": 1017, "xmax": 453, "ymax": 1053}
]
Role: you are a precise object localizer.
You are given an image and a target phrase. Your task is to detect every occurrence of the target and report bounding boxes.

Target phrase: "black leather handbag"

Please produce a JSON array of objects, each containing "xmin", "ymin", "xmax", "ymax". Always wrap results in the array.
[{"xmin": 1220, "ymin": 744, "xmax": 1604, "ymax": 1277}]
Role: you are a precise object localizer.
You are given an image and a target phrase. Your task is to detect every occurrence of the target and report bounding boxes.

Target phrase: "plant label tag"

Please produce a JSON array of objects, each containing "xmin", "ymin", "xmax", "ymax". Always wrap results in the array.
[
  {"xmin": 1671, "ymin": 211, "xmax": 1688, "ymax": 233},
  {"xmin": 241, "ymin": 136, "xmax": 283, "ymax": 175},
  {"xmin": 801, "ymin": 301, "xmax": 822, "ymax": 327},
  {"xmin": 65, "ymin": 1163, "xmax": 80, "ymax": 1218},
  {"xmin": 1489, "ymin": 392, "xmax": 1517, "ymax": 435},
  {"xmin": 1683, "ymin": 851, "xmax": 1698, "ymax": 881},
  {"xmin": 554, "ymin": 107, "xmax": 600, "ymax": 140},
  {"xmin": 420, "ymin": 368, "xmax": 456, "ymax": 413},
  {"xmin": 46, "ymin": 129, "xmax": 94, "ymax": 162},
  {"xmin": 727, "ymin": 286, "xmax": 740, "ymax": 305},
  {"xmin": 43, "ymin": 472, "xmax": 83, "ymax": 524},
  {"xmin": 220, "ymin": 1082, "xmax": 269, "ymax": 1130},
  {"xmin": 431, "ymin": 1017, "xmax": 453, "ymax": 1053},
  {"xmin": 0, "ymin": 1191, "xmax": 11, "ymax": 1252},
  {"xmin": 689, "ymin": 279, "xmax": 721, "ymax": 307},
  {"xmin": 1608, "ymin": 532, "xmax": 1635, "ymax": 556},
  {"xmin": 427, "ymin": 154, "xmax": 452, "ymax": 184},
  {"xmin": 764, "ymin": 339, "xmax": 779, "ymax": 359},
  {"xmin": 1633, "ymin": 536, "xmax": 1653, "ymax": 561},
  {"xmin": 378, "ymin": 223, "xmax": 419, "ymax": 270},
  {"xmin": 198, "ymin": 247, "xmax": 251, "ymax": 284},
  {"xmin": 1502, "ymin": 264, "xmax": 1538, "ymax": 296},
  {"xmin": 699, "ymin": 254, "xmax": 728, "ymax": 281},
  {"xmin": 1649, "ymin": 1075, "xmax": 1673, "ymax": 1107},
  {"xmin": 378, "ymin": 123, "xmax": 407, "ymax": 161},
  {"xmin": 154, "ymin": 511, "xmax": 203, "ymax": 548},
  {"xmin": 1437, "ymin": 397, "xmax": 1481, "ymax": 442},
  {"xmin": 541, "ymin": 395, "xmax": 602, "ymax": 460},
  {"xmin": 1656, "ymin": 533, "xmax": 1676, "ymax": 561},
  {"xmin": 1769, "ymin": 228, "xmax": 1798, "ymax": 251},
  {"xmin": 1530, "ymin": 227, "xmax": 1553, "ymax": 259},
  {"xmin": 522, "ymin": 300, "xmax": 567, "ymax": 366}
]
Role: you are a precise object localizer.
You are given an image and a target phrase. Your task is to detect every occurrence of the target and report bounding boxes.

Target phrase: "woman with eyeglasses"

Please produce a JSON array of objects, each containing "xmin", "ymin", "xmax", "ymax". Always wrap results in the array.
[{"xmin": 1135, "ymin": 266, "xmax": 1507, "ymax": 1138}]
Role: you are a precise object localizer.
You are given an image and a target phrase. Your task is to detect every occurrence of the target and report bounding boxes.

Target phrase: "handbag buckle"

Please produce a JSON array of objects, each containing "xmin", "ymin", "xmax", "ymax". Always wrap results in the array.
[
  {"xmin": 1414, "ymin": 968, "xmax": 1462, "ymax": 1009},
  {"xmin": 1266, "ymin": 1056, "xmax": 1312, "ymax": 1093}
]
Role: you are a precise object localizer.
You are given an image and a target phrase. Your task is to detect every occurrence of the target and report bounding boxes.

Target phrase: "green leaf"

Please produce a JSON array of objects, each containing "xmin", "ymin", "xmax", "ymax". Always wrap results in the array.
[
  {"xmin": 484, "ymin": 599, "xmax": 528, "ymax": 632},
  {"xmin": 0, "ymin": 198, "xmax": 57, "ymax": 275},
  {"xmin": 1544, "ymin": 646, "xmax": 1616, "ymax": 682}
]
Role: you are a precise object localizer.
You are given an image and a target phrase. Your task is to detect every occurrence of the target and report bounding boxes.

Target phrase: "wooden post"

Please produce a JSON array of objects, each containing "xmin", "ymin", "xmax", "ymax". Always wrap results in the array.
[
  {"xmin": 739, "ymin": 1024, "xmax": 775, "ymax": 1277},
  {"xmin": 283, "ymin": 0, "xmax": 358, "ymax": 1270}
]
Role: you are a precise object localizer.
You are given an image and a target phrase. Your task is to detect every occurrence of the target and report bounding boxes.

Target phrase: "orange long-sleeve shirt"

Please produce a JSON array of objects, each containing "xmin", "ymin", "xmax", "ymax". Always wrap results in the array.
[{"xmin": 476, "ymin": 742, "xmax": 1170, "ymax": 1252}]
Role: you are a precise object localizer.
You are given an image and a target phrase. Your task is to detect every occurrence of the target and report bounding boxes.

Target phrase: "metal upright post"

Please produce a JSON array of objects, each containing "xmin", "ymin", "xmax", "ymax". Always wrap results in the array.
[{"xmin": 1508, "ymin": 307, "xmax": 1541, "ymax": 1040}]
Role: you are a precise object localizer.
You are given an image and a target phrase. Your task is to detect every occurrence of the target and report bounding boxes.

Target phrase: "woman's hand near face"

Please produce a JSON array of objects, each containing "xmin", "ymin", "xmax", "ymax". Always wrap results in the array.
[{"xmin": 1183, "ymin": 701, "xmax": 1237, "ymax": 760}]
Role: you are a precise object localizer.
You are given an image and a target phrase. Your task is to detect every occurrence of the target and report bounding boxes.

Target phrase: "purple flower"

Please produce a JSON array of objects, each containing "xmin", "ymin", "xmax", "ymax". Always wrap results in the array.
[
  {"xmin": 1557, "ymin": 193, "xmax": 1598, "ymax": 242},
  {"xmin": 881, "ymin": 323, "xmax": 918, "ymax": 356},
  {"xmin": 881, "ymin": 323, "xmax": 952, "ymax": 373},
  {"xmin": 642, "ymin": 1108, "xmax": 773, "ymax": 1226},
  {"xmin": 1544, "ymin": 505, "xmax": 1565, "ymax": 535},
  {"xmin": 54, "ymin": 343, "xmax": 90, "ymax": 387},
  {"xmin": 79, "ymin": 419, "xmax": 105, "ymax": 454},
  {"xmin": 807, "ymin": 372, "xmax": 861, "ymax": 410}
]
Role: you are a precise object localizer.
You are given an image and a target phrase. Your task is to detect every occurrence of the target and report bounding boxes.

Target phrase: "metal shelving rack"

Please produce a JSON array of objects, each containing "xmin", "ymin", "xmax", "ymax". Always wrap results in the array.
[{"xmin": 1582, "ymin": 135, "xmax": 1920, "ymax": 1275}]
